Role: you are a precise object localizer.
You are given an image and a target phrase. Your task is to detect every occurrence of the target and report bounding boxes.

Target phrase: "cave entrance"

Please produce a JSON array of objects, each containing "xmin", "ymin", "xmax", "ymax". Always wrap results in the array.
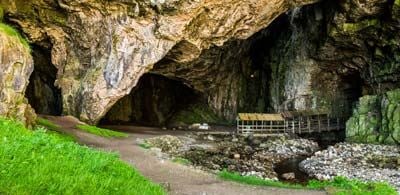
[
  {"xmin": 340, "ymin": 72, "xmax": 364, "ymax": 116},
  {"xmin": 100, "ymin": 73, "xmax": 205, "ymax": 127},
  {"xmin": 25, "ymin": 45, "xmax": 62, "ymax": 116}
]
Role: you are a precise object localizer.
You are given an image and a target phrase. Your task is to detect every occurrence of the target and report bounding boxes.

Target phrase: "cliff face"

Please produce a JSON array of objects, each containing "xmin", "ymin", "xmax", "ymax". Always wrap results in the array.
[
  {"xmin": 0, "ymin": 0, "xmax": 317, "ymax": 124},
  {"xmin": 0, "ymin": 0, "xmax": 399, "ymax": 142},
  {"xmin": 0, "ymin": 25, "xmax": 35, "ymax": 126},
  {"xmin": 346, "ymin": 89, "xmax": 400, "ymax": 144}
]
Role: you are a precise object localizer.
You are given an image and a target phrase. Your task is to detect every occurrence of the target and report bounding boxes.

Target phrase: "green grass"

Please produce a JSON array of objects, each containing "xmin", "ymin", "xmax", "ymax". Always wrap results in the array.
[
  {"xmin": 36, "ymin": 117, "xmax": 76, "ymax": 142},
  {"xmin": 172, "ymin": 157, "xmax": 191, "ymax": 166},
  {"xmin": 218, "ymin": 170, "xmax": 397, "ymax": 195},
  {"xmin": 139, "ymin": 142, "xmax": 152, "ymax": 149},
  {"xmin": 76, "ymin": 124, "xmax": 128, "ymax": 138},
  {"xmin": 0, "ymin": 23, "xmax": 30, "ymax": 50},
  {"xmin": 0, "ymin": 118, "xmax": 165, "ymax": 194},
  {"xmin": 36, "ymin": 117, "xmax": 61, "ymax": 131}
]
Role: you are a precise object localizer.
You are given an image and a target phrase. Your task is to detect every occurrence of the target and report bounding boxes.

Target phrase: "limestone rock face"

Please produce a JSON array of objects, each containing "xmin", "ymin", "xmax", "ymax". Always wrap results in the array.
[
  {"xmin": 0, "ymin": 0, "xmax": 317, "ymax": 124},
  {"xmin": 0, "ymin": 29, "xmax": 35, "ymax": 126},
  {"xmin": 346, "ymin": 89, "xmax": 400, "ymax": 145}
]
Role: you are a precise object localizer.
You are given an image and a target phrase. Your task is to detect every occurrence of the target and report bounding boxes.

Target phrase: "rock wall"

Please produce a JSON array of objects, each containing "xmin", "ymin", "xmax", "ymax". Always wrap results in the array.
[
  {"xmin": 0, "ymin": 0, "xmax": 317, "ymax": 124},
  {"xmin": 0, "ymin": 0, "xmax": 398, "ymax": 133},
  {"xmin": 346, "ymin": 89, "xmax": 400, "ymax": 145},
  {"xmin": 0, "ymin": 25, "xmax": 35, "ymax": 126}
]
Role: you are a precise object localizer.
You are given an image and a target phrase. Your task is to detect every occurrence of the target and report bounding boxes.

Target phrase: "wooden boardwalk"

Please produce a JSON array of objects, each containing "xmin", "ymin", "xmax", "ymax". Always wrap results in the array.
[{"xmin": 237, "ymin": 112, "xmax": 345, "ymax": 134}]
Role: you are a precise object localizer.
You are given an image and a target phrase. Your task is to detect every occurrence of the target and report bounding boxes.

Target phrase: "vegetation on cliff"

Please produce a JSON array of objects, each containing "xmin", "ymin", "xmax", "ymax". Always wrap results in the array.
[
  {"xmin": 0, "ymin": 23, "xmax": 29, "ymax": 50},
  {"xmin": 0, "ymin": 118, "xmax": 165, "ymax": 194},
  {"xmin": 346, "ymin": 89, "xmax": 400, "ymax": 144}
]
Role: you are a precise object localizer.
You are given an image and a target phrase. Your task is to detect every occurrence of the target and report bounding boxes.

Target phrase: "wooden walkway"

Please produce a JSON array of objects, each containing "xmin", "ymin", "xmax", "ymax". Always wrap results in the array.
[{"xmin": 237, "ymin": 112, "xmax": 345, "ymax": 134}]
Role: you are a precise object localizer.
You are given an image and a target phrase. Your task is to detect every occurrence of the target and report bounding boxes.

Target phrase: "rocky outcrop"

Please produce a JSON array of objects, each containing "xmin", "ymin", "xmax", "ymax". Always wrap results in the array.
[
  {"xmin": 316, "ymin": 0, "xmax": 400, "ymax": 91},
  {"xmin": 0, "ymin": 25, "xmax": 35, "ymax": 126},
  {"xmin": 0, "ymin": 0, "xmax": 317, "ymax": 124},
  {"xmin": 346, "ymin": 89, "xmax": 400, "ymax": 145}
]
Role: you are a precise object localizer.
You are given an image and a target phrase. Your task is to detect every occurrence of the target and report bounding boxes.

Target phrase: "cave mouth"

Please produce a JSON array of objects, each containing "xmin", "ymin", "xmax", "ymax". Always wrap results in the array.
[
  {"xmin": 25, "ymin": 44, "xmax": 62, "ymax": 116},
  {"xmin": 100, "ymin": 73, "xmax": 208, "ymax": 127}
]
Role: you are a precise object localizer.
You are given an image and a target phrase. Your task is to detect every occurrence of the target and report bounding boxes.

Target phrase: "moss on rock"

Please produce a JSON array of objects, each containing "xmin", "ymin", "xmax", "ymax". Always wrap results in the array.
[
  {"xmin": 342, "ymin": 19, "xmax": 379, "ymax": 33},
  {"xmin": 0, "ymin": 23, "xmax": 30, "ymax": 51},
  {"xmin": 0, "ymin": 6, "xmax": 3, "ymax": 21},
  {"xmin": 346, "ymin": 89, "xmax": 400, "ymax": 144},
  {"xmin": 168, "ymin": 103, "xmax": 228, "ymax": 126}
]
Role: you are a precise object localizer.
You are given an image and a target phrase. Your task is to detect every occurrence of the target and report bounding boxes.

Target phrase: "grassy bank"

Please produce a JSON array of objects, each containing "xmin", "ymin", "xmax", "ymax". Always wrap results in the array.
[
  {"xmin": 0, "ymin": 118, "xmax": 165, "ymax": 194},
  {"xmin": 76, "ymin": 124, "xmax": 128, "ymax": 138},
  {"xmin": 219, "ymin": 170, "xmax": 397, "ymax": 195}
]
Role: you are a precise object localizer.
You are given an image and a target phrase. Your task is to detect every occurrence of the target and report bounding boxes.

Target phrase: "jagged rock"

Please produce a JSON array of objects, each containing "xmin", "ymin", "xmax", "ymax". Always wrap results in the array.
[
  {"xmin": 0, "ymin": 0, "xmax": 317, "ymax": 124},
  {"xmin": 0, "ymin": 27, "xmax": 36, "ymax": 126}
]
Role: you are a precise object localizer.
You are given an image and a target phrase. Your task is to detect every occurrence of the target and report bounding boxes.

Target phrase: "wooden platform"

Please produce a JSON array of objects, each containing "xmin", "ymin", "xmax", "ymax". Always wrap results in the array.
[{"xmin": 237, "ymin": 111, "xmax": 345, "ymax": 134}]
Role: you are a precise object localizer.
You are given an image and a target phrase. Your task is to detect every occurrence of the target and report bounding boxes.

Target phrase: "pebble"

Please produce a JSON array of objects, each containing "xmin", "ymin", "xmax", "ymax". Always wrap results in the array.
[{"xmin": 300, "ymin": 143, "xmax": 400, "ymax": 192}]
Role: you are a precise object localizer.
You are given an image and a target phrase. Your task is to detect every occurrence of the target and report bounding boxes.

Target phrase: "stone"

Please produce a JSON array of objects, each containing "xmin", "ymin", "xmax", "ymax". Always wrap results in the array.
[
  {"xmin": 199, "ymin": 123, "xmax": 210, "ymax": 130},
  {"xmin": 0, "ymin": 27, "xmax": 36, "ymax": 126},
  {"xmin": 207, "ymin": 135, "xmax": 215, "ymax": 141},
  {"xmin": 281, "ymin": 172, "xmax": 295, "ymax": 180},
  {"xmin": 233, "ymin": 154, "xmax": 241, "ymax": 159}
]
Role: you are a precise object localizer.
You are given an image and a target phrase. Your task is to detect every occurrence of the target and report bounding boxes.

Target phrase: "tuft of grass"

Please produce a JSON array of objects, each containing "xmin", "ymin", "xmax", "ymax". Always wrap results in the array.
[
  {"xmin": 76, "ymin": 124, "xmax": 128, "ymax": 138},
  {"xmin": 219, "ymin": 170, "xmax": 306, "ymax": 189},
  {"xmin": 0, "ymin": 118, "xmax": 165, "ymax": 194},
  {"xmin": 172, "ymin": 157, "xmax": 191, "ymax": 166},
  {"xmin": 0, "ymin": 23, "xmax": 30, "ymax": 50},
  {"xmin": 36, "ymin": 117, "xmax": 76, "ymax": 142},
  {"xmin": 138, "ymin": 142, "xmax": 152, "ymax": 149},
  {"xmin": 36, "ymin": 117, "xmax": 61, "ymax": 131},
  {"xmin": 218, "ymin": 170, "xmax": 397, "ymax": 195}
]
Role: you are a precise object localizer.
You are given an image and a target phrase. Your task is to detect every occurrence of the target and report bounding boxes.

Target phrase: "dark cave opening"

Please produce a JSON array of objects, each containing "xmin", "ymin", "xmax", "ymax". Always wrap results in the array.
[
  {"xmin": 100, "ymin": 73, "xmax": 204, "ymax": 127},
  {"xmin": 25, "ymin": 45, "xmax": 62, "ymax": 116},
  {"xmin": 339, "ymin": 72, "xmax": 364, "ymax": 116}
]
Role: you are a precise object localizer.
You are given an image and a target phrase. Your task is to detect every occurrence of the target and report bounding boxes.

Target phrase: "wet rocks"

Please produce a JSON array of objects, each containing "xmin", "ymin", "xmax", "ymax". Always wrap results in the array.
[
  {"xmin": 182, "ymin": 134, "xmax": 319, "ymax": 180},
  {"xmin": 281, "ymin": 172, "xmax": 296, "ymax": 180},
  {"xmin": 144, "ymin": 135, "xmax": 184, "ymax": 155},
  {"xmin": 264, "ymin": 137, "xmax": 320, "ymax": 157},
  {"xmin": 143, "ymin": 134, "xmax": 320, "ymax": 180},
  {"xmin": 300, "ymin": 143, "xmax": 400, "ymax": 191}
]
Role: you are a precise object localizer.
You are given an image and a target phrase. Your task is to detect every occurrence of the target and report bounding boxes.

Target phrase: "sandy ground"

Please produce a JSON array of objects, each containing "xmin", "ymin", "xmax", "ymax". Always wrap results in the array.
[{"xmin": 42, "ymin": 115, "xmax": 326, "ymax": 195}]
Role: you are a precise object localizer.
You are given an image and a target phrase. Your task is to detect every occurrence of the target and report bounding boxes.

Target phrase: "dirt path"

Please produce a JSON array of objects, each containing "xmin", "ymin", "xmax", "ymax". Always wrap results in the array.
[{"xmin": 43, "ymin": 115, "xmax": 326, "ymax": 195}]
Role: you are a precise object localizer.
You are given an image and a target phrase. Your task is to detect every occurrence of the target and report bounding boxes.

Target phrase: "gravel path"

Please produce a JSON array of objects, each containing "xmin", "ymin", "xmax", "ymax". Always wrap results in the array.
[{"xmin": 43, "ymin": 115, "xmax": 326, "ymax": 195}]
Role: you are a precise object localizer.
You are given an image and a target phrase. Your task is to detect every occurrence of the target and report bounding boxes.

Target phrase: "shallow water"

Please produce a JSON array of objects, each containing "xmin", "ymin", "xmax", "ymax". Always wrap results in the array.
[{"xmin": 274, "ymin": 156, "xmax": 312, "ymax": 184}]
